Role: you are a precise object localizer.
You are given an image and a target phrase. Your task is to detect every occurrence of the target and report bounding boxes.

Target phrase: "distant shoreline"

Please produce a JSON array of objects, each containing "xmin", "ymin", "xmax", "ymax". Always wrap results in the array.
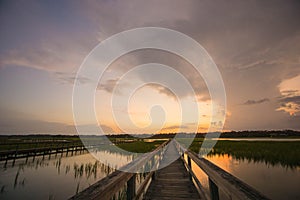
[{"xmin": 0, "ymin": 130, "xmax": 300, "ymax": 138}]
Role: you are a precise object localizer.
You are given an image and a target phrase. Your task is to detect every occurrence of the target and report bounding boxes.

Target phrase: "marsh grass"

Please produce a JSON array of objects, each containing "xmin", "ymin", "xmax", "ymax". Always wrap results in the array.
[
  {"xmin": 116, "ymin": 140, "xmax": 163, "ymax": 153},
  {"xmin": 111, "ymin": 138, "xmax": 300, "ymax": 168},
  {"xmin": 189, "ymin": 139, "xmax": 300, "ymax": 168},
  {"xmin": 2, "ymin": 135, "xmax": 299, "ymax": 169}
]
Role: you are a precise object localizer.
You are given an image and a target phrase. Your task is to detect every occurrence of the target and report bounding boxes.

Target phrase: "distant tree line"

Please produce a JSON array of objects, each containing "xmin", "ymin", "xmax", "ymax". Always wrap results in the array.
[
  {"xmin": 0, "ymin": 130, "xmax": 299, "ymax": 142},
  {"xmin": 147, "ymin": 130, "xmax": 300, "ymax": 139}
]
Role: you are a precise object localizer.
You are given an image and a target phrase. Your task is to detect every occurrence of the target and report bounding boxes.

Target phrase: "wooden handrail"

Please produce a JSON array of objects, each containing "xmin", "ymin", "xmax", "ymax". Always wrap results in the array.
[
  {"xmin": 180, "ymin": 154, "xmax": 209, "ymax": 200},
  {"xmin": 176, "ymin": 142, "xmax": 270, "ymax": 200},
  {"xmin": 70, "ymin": 140, "xmax": 169, "ymax": 200},
  {"xmin": 0, "ymin": 143, "xmax": 83, "ymax": 154}
]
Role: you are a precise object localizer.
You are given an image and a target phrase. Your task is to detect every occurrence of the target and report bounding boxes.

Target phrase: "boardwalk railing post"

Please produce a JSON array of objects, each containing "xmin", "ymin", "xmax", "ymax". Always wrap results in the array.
[
  {"xmin": 209, "ymin": 178, "xmax": 219, "ymax": 200},
  {"xmin": 127, "ymin": 174, "xmax": 136, "ymax": 200},
  {"xmin": 12, "ymin": 144, "xmax": 18, "ymax": 166},
  {"xmin": 49, "ymin": 143, "xmax": 52, "ymax": 159},
  {"xmin": 187, "ymin": 156, "xmax": 191, "ymax": 168},
  {"xmin": 187, "ymin": 155, "xmax": 193, "ymax": 180},
  {"xmin": 151, "ymin": 156, "xmax": 156, "ymax": 180},
  {"xmin": 66, "ymin": 143, "xmax": 69, "ymax": 156}
]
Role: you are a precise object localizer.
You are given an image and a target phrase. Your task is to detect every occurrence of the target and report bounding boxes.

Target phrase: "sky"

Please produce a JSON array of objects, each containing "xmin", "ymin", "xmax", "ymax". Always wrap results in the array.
[{"xmin": 0, "ymin": 0, "xmax": 300, "ymax": 134}]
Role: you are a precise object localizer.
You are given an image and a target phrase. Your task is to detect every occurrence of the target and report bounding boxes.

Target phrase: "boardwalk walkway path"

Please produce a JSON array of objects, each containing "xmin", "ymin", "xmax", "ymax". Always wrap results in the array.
[
  {"xmin": 144, "ymin": 141, "xmax": 202, "ymax": 200},
  {"xmin": 70, "ymin": 139, "xmax": 269, "ymax": 200}
]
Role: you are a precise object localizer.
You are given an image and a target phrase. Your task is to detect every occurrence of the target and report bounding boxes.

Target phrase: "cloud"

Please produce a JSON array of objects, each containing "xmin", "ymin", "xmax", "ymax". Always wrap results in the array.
[
  {"xmin": 211, "ymin": 121, "xmax": 223, "ymax": 127},
  {"xmin": 0, "ymin": 118, "xmax": 76, "ymax": 134},
  {"xmin": 0, "ymin": 108, "xmax": 115, "ymax": 134},
  {"xmin": 277, "ymin": 94, "xmax": 300, "ymax": 116},
  {"xmin": 0, "ymin": 119, "xmax": 115, "ymax": 135},
  {"xmin": 75, "ymin": 123, "xmax": 115, "ymax": 134},
  {"xmin": 53, "ymin": 72, "xmax": 91, "ymax": 85},
  {"xmin": 0, "ymin": 37, "xmax": 93, "ymax": 73},
  {"xmin": 102, "ymin": 50, "xmax": 210, "ymax": 100},
  {"xmin": 0, "ymin": 117, "xmax": 115, "ymax": 135},
  {"xmin": 147, "ymin": 83, "xmax": 176, "ymax": 99},
  {"xmin": 96, "ymin": 78, "xmax": 131, "ymax": 95},
  {"xmin": 279, "ymin": 95, "xmax": 300, "ymax": 104},
  {"xmin": 97, "ymin": 78, "xmax": 119, "ymax": 93},
  {"xmin": 280, "ymin": 90, "xmax": 299, "ymax": 96},
  {"xmin": 242, "ymin": 98, "xmax": 270, "ymax": 105},
  {"xmin": 0, "ymin": 1, "xmax": 102, "ymax": 73},
  {"xmin": 160, "ymin": 125, "xmax": 189, "ymax": 132},
  {"xmin": 1, "ymin": 0, "xmax": 300, "ymax": 132}
]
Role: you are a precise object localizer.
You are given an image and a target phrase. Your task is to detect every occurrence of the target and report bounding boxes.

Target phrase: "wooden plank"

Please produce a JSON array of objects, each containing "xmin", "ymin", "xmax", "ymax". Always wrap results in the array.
[
  {"xmin": 146, "ymin": 196, "xmax": 200, "ymax": 200},
  {"xmin": 144, "ymin": 156, "xmax": 202, "ymax": 200}
]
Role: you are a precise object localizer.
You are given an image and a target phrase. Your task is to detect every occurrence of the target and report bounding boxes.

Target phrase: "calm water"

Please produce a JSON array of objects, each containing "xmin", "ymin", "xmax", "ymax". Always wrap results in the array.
[
  {"xmin": 214, "ymin": 138, "xmax": 300, "ymax": 141},
  {"xmin": 0, "ymin": 151, "xmax": 133, "ymax": 200},
  {"xmin": 193, "ymin": 154, "xmax": 300, "ymax": 200},
  {"xmin": 1, "ymin": 146, "xmax": 299, "ymax": 199}
]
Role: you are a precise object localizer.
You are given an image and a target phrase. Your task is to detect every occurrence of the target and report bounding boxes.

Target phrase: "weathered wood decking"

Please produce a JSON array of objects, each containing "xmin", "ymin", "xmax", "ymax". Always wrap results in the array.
[
  {"xmin": 144, "ymin": 158, "xmax": 201, "ymax": 200},
  {"xmin": 144, "ymin": 141, "xmax": 201, "ymax": 199}
]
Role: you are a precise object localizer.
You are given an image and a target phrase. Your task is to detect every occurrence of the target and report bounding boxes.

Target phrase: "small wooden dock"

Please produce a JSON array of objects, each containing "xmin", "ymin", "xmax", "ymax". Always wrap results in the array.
[{"xmin": 0, "ymin": 142, "xmax": 85, "ymax": 164}]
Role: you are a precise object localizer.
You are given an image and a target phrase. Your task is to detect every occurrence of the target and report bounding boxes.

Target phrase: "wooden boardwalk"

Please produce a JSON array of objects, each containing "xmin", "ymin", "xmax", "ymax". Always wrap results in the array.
[
  {"xmin": 144, "ymin": 141, "xmax": 201, "ymax": 199},
  {"xmin": 70, "ymin": 140, "xmax": 270, "ymax": 200},
  {"xmin": 0, "ymin": 143, "xmax": 85, "ymax": 162},
  {"xmin": 144, "ymin": 158, "xmax": 201, "ymax": 200}
]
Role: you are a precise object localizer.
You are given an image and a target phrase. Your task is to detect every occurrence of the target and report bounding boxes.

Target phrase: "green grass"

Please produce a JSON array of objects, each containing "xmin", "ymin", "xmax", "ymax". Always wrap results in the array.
[
  {"xmin": 189, "ymin": 140, "xmax": 300, "ymax": 168},
  {"xmin": 114, "ymin": 138, "xmax": 300, "ymax": 168},
  {"xmin": 0, "ymin": 135, "xmax": 163, "ymax": 153},
  {"xmin": 116, "ymin": 140, "xmax": 164, "ymax": 153},
  {"xmin": 1, "ymin": 135, "xmax": 299, "ymax": 169}
]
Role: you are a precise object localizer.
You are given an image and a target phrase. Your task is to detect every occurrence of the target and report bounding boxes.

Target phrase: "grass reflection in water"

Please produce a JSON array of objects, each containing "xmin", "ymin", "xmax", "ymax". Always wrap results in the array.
[{"xmin": 189, "ymin": 139, "xmax": 300, "ymax": 169}]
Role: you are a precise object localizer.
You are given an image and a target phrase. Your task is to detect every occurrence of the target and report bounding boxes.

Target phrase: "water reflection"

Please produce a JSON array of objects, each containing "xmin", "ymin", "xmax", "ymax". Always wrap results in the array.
[
  {"xmin": 198, "ymin": 154, "xmax": 300, "ymax": 200},
  {"xmin": 209, "ymin": 141, "xmax": 300, "ymax": 169},
  {"xmin": 0, "ymin": 150, "xmax": 133, "ymax": 200}
]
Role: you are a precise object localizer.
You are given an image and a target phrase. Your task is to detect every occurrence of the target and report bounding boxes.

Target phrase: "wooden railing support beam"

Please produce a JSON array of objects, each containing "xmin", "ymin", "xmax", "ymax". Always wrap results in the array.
[
  {"xmin": 209, "ymin": 178, "xmax": 219, "ymax": 200},
  {"xmin": 127, "ymin": 174, "xmax": 136, "ymax": 200}
]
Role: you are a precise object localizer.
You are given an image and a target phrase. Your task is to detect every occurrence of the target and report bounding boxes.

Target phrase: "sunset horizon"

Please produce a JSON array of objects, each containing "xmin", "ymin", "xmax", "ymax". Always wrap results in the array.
[
  {"xmin": 1, "ymin": 1, "xmax": 300, "ymax": 135},
  {"xmin": 0, "ymin": 1, "xmax": 299, "ymax": 200}
]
